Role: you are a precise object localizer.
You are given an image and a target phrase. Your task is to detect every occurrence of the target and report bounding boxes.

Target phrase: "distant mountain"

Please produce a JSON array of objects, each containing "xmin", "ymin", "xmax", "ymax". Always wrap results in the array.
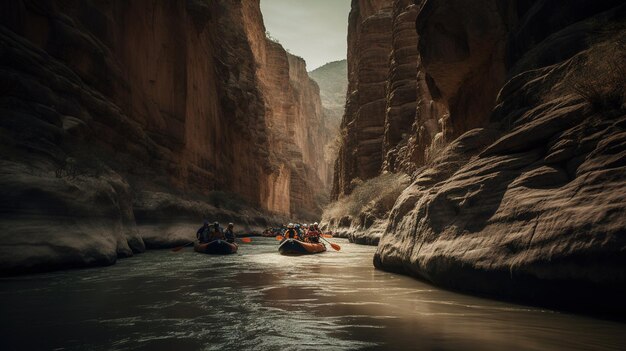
[{"xmin": 309, "ymin": 59, "xmax": 347, "ymax": 130}]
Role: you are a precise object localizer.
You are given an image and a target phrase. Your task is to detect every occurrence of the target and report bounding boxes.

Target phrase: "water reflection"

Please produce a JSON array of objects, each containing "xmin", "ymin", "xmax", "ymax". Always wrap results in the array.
[{"xmin": 1, "ymin": 238, "xmax": 625, "ymax": 351}]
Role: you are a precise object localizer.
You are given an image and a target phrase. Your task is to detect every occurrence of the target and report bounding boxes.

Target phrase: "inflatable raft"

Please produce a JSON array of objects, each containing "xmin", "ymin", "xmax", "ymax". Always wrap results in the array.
[
  {"xmin": 194, "ymin": 240, "xmax": 238, "ymax": 255},
  {"xmin": 279, "ymin": 239, "xmax": 326, "ymax": 255}
]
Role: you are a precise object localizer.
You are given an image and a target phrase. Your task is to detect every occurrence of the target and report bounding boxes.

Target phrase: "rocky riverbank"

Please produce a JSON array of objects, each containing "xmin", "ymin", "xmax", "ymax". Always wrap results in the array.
[{"xmin": 325, "ymin": 0, "xmax": 626, "ymax": 314}]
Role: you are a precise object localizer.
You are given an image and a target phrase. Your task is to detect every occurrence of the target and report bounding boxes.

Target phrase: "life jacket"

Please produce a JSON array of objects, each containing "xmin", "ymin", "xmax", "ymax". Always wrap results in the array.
[
  {"xmin": 209, "ymin": 227, "xmax": 224, "ymax": 241},
  {"xmin": 198, "ymin": 226, "xmax": 211, "ymax": 243},
  {"xmin": 285, "ymin": 228, "xmax": 298, "ymax": 239},
  {"xmin": 306, "ymin": 229, "xmax": 320, "ymax": 243},
  {"xmin": 225, "ymin": 229, "xmax": 236, "ymax": 243}
]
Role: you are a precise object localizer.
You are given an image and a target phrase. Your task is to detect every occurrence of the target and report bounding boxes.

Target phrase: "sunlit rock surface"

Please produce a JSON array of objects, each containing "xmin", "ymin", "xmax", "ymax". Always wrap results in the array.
[{"xmin": 0, "ymin": 0, "xmax": 330, "ymax": 274}]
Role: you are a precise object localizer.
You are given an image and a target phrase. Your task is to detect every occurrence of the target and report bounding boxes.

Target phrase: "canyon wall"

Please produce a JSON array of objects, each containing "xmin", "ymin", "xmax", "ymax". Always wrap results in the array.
[
  {"xmin": 0, "ymin": 0, "xmax": 330, "ymax": 274},
  {"xmin": 241, "ymin": 1, "xmax": 331, "ymax": 219},
  {"xmin": 333, "ymin": 0, "xmax": 394, "ymax": 198},
  {"xmin": 329, "ymin": 0, "xmax": 626, "ymax": 313}
]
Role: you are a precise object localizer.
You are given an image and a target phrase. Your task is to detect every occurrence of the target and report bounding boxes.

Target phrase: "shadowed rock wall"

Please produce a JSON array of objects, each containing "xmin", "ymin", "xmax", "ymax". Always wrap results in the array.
[
  {"xmin": 329, "ymin": 0, "xmax": 626, "ymax": 313},
  {"xmin": 333, "ymin": 0, "xmax": 394, "ymax": 198},
  {"xmin": 381, "ymin": 0, "xmax": 626, "ymax": 313}
]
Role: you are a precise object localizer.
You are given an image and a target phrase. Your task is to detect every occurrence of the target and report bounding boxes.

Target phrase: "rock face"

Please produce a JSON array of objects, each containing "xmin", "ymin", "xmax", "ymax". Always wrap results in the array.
[
  {"xmin": 378, "ymin": 1, "xmax": 626, "ymax": 313},
  {"xmin": 333, "ymin": 0, "xmax": 394, "ymax": 198},
  {"xmin": 329, "ymin": 0, "xmax": 626, "ymax": 313},
  {"xmin": 0, "ymin": 0, "xmax": 331, "ymax": 274},
  {"xmin": 327, "ymin": 0, "xmax": 427, "ymax": 238}
]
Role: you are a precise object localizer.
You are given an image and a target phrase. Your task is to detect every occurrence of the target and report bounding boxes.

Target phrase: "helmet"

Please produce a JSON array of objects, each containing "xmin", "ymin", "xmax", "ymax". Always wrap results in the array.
[
  {"xmin": 213, "ymin": 221, "xmax": 219, "ymax": 227},
  {"xmin": 314, "ymin": 222, "xmax": 319, "ymax": 226},
  {"xmin": 228, "ymin": 223, "xmax": 234, "ymax": 227},
  {"xmin": 203, "ymin": 220, "xmax": 209, "ymax": 225},
  {"xmin": 288, "ymin": 223, "xmax": 294, "ymax": 228}
]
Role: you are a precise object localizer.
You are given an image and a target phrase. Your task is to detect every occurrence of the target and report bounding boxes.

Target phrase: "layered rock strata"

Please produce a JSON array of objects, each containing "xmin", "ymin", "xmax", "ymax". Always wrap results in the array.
[
  {"xmin": 388, "ymin": 0, "xmax": 626, "ymax": 313},
  {"xmin": 0, "ymin": 0, "xmax": 330, "ymax": 274},
  {"xmin": 327, "ymin": 0, "xmax": 626, "ymax": 313}
]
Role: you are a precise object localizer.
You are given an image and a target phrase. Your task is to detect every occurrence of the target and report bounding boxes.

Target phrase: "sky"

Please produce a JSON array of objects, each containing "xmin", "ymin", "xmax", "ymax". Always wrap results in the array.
[{"xmin": 260, "ymin": 0, "xmax": 351, "ymax": 71}]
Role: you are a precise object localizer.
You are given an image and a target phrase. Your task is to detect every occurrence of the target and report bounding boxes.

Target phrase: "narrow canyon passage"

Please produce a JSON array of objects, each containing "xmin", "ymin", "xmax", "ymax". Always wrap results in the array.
[
  {"xmin": 1, "ymin": 0, "xmax": 626, "ymax": 350},
  {"xmin": 2, "ymin": 238, "xmax": 626, "ymax": 351}
]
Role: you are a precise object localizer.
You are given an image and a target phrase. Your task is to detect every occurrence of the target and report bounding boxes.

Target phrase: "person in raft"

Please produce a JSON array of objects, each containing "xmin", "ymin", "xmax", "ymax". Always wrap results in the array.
[
  {"xmin": 196, "ymin": 220, "xmax": 212, "ymax": 243},
  {"xmin": 284, "ymin": 223, "xmax": 299, "ymax": 240},
  {"xmin": 224, "ymin": 223, "xmax": 236, "ymax": 243},
  {"xmin": 306, "ymin": 222, "xmax": 321, "ymax": 243},
  {"xmin": 312, "ymin": 222, "xmax": 320, "ymax": 232},
  {"xmin": 209, "ymin": 221, "xmax": 225, "ymax": 241}
]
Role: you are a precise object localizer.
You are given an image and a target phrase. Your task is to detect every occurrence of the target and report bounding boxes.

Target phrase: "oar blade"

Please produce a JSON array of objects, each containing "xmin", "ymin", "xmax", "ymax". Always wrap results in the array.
[
  {"xmin": 330, "ymin": 243, "xmax": 341, "ymax": 251},
  {"xmin": 323, "ymin": 234, "xmax": 333, "ymax": 238},
  {"xmin": 240, "ymin": 237, "xmax": 252, "ymax": 243},
  {"xmin": 275, "ymin": 235, "xmax": 284, "ymax": 241}
]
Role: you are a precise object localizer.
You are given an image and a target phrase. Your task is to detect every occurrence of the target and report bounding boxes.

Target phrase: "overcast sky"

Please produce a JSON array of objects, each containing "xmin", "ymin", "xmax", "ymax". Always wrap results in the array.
[{"xmin": 260, "ymin": 0, "xmax": 351, "ymax": 71}]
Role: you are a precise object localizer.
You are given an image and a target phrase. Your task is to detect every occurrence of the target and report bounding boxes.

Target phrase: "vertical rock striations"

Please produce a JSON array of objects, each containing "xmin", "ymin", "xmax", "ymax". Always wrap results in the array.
[
  {"xmin": 0, "ymin": 0, "xmax": 331, "ymax": 274},
  {"xmin": 241, "ymin": 1, "xmax": 331, "ymax": 219},
  {"xmin": 382, "ymin": 0, "xmax": 420, "ymax": 172},
  {"xmin": 334, "ymin": 0, "xmax": 394, "ymax": 198}
]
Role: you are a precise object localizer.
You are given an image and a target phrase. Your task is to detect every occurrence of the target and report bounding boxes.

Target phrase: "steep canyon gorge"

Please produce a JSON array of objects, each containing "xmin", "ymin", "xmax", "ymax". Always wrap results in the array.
[
  {"xmin": 0, "ymin": 0, "xmax": 334, "ymax": 274},
  {"xmin": 1, "ymin": 0, "xmax": 625, "ymax": 319},
  {"xmin": 325, "ymin": 0, "xmax": 626, "ymax": 313}
]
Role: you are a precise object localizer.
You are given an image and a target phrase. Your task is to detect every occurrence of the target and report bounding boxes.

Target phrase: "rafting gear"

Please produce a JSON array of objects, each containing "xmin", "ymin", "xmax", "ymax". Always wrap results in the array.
[
  {"xmin": 197, "ymin": 224, "xmax": 211, "ymax": 243},
  {"xmin": 194, "ymin": 240, "xmax": 238, "ymax": 255},
  {"xmin": 225, "ymin": 227, "xmax": 236, "ymax": 243},
  {"xmin": 284, "ymin": 228, "xmax": 299, "ymax": 239},
  {"xmin": 278, "ymin": 239, "xmax": 326, "ymax": 255}
]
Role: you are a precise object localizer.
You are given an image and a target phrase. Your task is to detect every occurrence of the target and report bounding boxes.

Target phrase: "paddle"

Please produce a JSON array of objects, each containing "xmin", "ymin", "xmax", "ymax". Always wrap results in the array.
[
  {"xmin": 275, "ymin": 235, "xmax": 303, "ymax": 241},
  {"xmin": 239, "ymin": 237, "xmax": 252, "ymax": 243},
  {"xmin": 172, "ymin": 241, "xmax": 194, "ymax": 252},
  {"xmin": 323, "ymin": 234, "xmax": 333, "ymax": 238},
  {"xmin": 320, "ymin": 236, "xmax": 341, "ymax": 251}
]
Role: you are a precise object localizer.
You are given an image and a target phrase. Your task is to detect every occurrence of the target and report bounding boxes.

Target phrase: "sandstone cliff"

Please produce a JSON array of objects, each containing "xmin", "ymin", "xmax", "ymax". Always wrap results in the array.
[
  {"xmin": 242, "ymin": 0, "xmax": 331, "ymax": 218},
  {"xmin": 0, "ymin": 0, "xmax": 331, "ymax": 274},
  {"xmin": 328, "ymin": 0, "xmax": 626, "ymax": 313}
]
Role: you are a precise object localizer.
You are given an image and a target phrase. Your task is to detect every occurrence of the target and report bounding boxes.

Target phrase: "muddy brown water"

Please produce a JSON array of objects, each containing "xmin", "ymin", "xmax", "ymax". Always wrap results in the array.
[{"xmin": 1, "ymin": 238, "xmax": 625, "ymax": 351}]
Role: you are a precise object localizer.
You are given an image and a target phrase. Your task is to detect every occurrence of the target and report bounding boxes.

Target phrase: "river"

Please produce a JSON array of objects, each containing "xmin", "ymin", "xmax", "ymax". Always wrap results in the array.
[{"xmin": 1, "ymin": 238, "xmax": 625, "ymax": 351}]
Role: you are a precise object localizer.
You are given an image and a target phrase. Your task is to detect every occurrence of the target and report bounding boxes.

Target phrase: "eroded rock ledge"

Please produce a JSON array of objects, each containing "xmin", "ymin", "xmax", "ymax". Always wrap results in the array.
[{"xmin": 327, "ymin": 0, "xmax": 626, "ymax": 313}]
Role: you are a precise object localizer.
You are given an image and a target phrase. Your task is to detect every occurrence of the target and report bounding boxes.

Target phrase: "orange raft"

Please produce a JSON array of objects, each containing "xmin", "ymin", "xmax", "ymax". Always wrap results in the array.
[
  {"xmin": 194, "ymin": 240, "xmax": 238, "ymax": 255},
  {"xmin": 278, "ymin": 239, "xmax": 326, "ymax": 255}
]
